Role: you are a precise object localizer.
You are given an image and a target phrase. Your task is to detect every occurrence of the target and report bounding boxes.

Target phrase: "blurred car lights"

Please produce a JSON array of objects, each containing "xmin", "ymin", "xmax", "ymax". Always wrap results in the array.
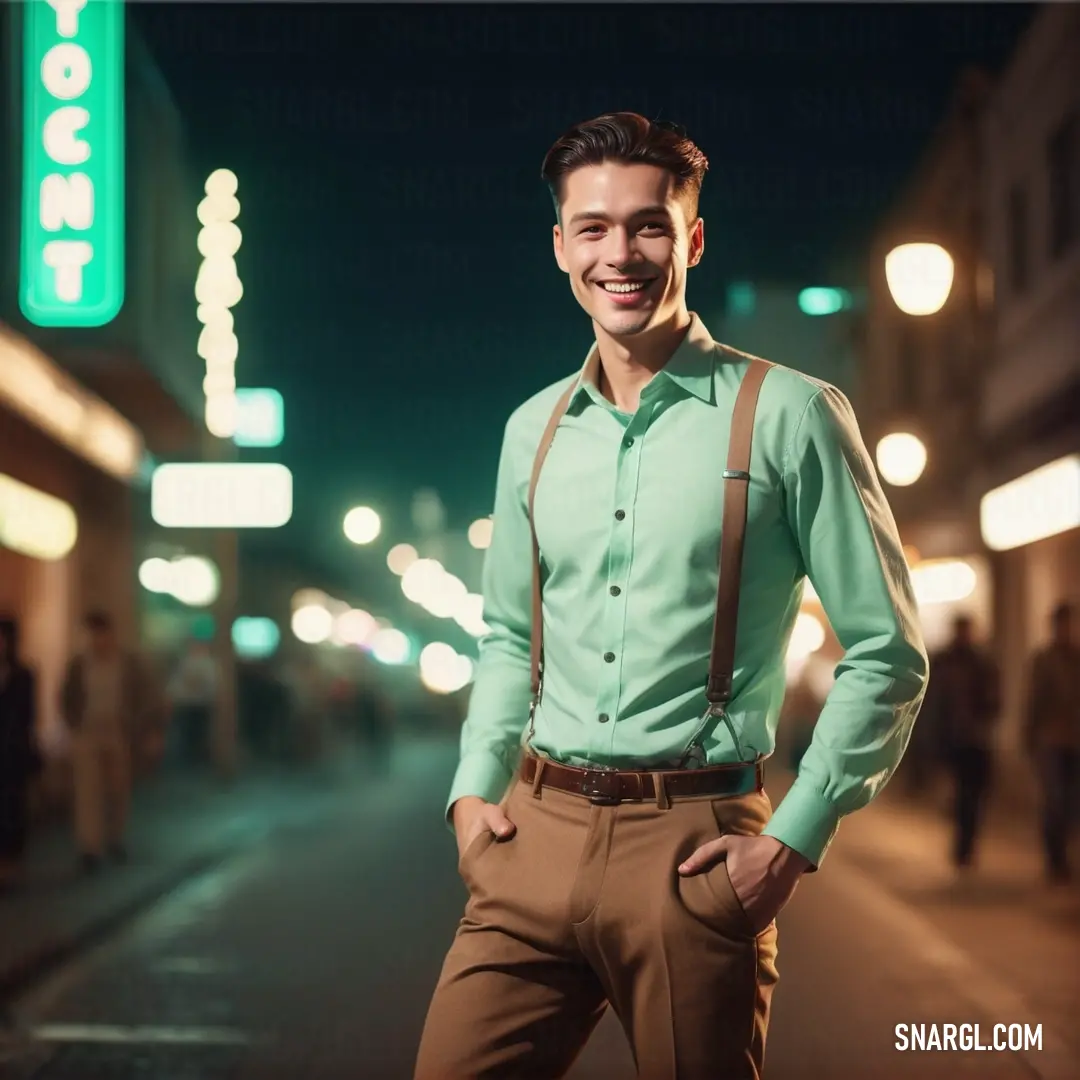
[
  {"xmin": 371, "ymin": 628, "xmax": 411, "ymax": 665},
  {"xmin": 387, "ymin": 543, "xmax": 418, "ymax": 575},
  {"xmin": 292, "ymin": 604, "xmax": 333, "ymax": 645},
  {"xmin": 420, "ymin": 642, "xmax": 474, "ymax": 694}
]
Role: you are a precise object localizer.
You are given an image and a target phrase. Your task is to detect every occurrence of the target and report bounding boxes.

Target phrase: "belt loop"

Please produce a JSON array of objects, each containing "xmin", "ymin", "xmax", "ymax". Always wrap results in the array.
[
  {"xmin": 654, "ymin": 771, "xmax": 671, "ymax": 811},
  {"xmin": 531, "ymin": 757, "xmax": 547, "ymax": 799}
]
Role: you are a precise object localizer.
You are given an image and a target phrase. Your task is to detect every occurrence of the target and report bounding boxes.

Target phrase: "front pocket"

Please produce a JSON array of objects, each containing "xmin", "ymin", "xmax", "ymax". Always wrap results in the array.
[
  {"xmin": 703, "ymin": 858, "xmax": 757, "ymax": 937},
  {"xmin": 457, "ymin": 827, "xmax": 495, "ymax": 876},
  {"xmin": 677, "ymin": 852, "xmax": 756, "ymax": 940}
]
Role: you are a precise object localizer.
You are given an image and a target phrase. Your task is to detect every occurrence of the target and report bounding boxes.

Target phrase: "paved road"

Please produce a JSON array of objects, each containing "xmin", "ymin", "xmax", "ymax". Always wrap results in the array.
[{"xmin": 1, "ymin": 736, "xmax": 1076, "ymax": 1079}]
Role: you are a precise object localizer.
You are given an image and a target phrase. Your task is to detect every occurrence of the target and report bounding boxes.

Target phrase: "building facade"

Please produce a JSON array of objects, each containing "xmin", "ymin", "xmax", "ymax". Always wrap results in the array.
[
  {"xmin": 978, "ymin": 2, "xmax": 1080, "ymax": 745},
  {"xmin": 0, "ymin": 3, "xmax": 210, "ymax": 758},
  {"xmin": 857, "ymin": 5, "xmax": 1080, "ymax": 761},
  {"xmin": 858, "ymin": 68, "xmax": 996, "ymax": 652}
]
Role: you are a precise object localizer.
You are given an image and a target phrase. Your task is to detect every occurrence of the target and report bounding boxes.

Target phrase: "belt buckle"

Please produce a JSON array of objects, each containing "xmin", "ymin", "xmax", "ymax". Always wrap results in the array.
[{"xmin": 580, "ymin": 769, "xmax": 620, "ymax": 805}]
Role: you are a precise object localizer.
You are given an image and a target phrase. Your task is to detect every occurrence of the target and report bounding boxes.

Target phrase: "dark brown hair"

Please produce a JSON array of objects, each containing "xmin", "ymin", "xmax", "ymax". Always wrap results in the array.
[{"xmin": 540, "ymin": 112, "xmax": 709, "ymax": 222}]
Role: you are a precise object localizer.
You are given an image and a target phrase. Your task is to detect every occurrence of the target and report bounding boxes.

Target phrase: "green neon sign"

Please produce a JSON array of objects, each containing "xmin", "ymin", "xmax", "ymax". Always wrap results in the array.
[{"xmin": 20, "ymin": 0, "xmax": 125, "ymax": 328}]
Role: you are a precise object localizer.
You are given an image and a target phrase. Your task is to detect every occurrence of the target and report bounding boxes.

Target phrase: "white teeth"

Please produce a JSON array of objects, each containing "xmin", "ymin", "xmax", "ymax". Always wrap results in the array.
[{"xmin": 601, "ymin": 281, "xmax": 649, "ymax": 293}]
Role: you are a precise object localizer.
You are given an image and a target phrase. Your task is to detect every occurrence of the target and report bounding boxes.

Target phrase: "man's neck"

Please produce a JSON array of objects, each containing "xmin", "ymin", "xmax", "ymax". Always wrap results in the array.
[{"xmin": 593, "ymin": 310, "xmax": 692, "ymax": 413}]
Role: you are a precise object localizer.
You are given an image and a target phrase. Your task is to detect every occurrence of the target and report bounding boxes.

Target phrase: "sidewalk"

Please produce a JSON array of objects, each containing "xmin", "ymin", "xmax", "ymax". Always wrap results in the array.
[
  {"xmin": 803, "ymin": 767, "xmax": 1080, "ymax": 1064},
  {"xmin": 0, "ymin": 761, "xmax": 353, "ymax": 1005}
]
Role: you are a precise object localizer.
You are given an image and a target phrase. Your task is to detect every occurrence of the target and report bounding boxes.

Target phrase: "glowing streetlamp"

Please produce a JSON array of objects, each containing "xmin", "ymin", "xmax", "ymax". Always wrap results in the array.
[
  {"xmin": 885, "ymin": 243, "xmax": 954, "ymax": 316},
  {"xmin": 343, "ymin": 506, "xmax": 381, "ymax": 545},
  {"xmin": 876, "ymin": 432, "xmax": 927, "ymax": 487}
]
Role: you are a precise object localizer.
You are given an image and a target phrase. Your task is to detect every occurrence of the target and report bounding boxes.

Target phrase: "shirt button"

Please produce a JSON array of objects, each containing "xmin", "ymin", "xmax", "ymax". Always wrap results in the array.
[
  {"xmin": 603, "ymin": 651, "xmax": 616, "ymax": 663},
  {"xmin": 599, "ymin": 713, "xmax": 611, "ymax": 724},
  {"xmin": 609, "ymin": 585, "xmax": 621, "ymax": 596},
  {"xmin": 623, "ymin": 437, "xmax": 634, "ymax": 448},
  {"xmin": 614, "ymin": 509, "xmax": 626, "ymax": 521}
]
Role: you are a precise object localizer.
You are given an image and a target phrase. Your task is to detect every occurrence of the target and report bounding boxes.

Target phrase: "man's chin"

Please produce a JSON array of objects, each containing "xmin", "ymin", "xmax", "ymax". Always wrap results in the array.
[{"xmin": 594, "ymin": 312, "xmax": 656, "ymax": 338}]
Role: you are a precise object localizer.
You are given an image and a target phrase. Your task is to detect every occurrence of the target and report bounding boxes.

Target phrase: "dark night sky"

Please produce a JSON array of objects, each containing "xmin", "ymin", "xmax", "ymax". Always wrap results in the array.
[{"xmin": 131, "ymin": 2, "xmax": 1033, "ymax": 599}]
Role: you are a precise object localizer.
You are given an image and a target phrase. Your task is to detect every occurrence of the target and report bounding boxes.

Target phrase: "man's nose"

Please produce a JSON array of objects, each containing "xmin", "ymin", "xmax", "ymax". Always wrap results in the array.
[{"xmin": 604, "ymin": 228, "xmax": 638, "ymax": 267}]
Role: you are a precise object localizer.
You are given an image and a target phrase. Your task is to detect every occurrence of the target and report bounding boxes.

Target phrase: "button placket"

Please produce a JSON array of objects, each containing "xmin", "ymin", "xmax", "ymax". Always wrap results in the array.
[{"xmin": 593, "ymin": 417, "xmax": 642, "ymax": 760}]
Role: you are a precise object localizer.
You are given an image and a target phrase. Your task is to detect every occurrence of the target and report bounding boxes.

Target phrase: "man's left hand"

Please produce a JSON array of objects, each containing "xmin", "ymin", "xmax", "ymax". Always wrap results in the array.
[{"xmin": 678, "ymin": 834, "xmax": 812, "ymax": 933}]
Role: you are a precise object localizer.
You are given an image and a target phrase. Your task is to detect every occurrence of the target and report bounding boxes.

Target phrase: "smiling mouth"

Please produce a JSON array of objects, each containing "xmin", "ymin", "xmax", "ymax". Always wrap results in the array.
[{"xmin": 595, "ymin": 279, "xmax": 657, "ymax": 294}]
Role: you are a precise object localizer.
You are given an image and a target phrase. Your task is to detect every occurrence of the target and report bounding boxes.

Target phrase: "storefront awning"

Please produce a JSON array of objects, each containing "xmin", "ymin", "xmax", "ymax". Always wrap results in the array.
[{"xmin": 0, "ymin": 321, "xmax": 145, "ymax": 483}]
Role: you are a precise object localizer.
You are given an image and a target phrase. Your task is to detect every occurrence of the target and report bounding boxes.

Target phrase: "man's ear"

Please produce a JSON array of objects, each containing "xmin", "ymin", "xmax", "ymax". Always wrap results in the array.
[
  {"xmin": 553, "ymin": 223, "xmax": 569, "ymax": 274},
  {"xmin": 687, "ymin": 216, "xmax": 704, "ymax": 269}
]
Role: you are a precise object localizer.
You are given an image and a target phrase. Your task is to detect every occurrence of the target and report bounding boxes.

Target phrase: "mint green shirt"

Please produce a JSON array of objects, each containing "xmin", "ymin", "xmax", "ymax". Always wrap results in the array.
[{"xmin": 448, "ymin": 314, "xmax": 927, "ymax": 868}]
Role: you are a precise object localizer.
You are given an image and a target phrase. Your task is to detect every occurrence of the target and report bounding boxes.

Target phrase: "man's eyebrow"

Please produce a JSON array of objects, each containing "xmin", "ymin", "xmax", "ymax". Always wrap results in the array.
[{"xmin": 566, "ymin": 205, "xmax": 673, "ymax": 226}]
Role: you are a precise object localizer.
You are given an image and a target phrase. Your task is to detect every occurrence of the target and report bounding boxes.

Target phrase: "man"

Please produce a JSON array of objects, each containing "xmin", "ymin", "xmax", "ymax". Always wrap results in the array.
[
  {"xmin": 1024, "ymin": 602, "xmax": 1080, "ymax": 883},
  {"xmin": 414, "ymin": 113, "xmax": 927, "ymax": 1079},
  {"xmin": 922, "ymin": 615, "xmax": 1000, "ymax": 868},
  {"xmin": 60, "ymin": 611, "xmax": 156, "ymax": 872}
]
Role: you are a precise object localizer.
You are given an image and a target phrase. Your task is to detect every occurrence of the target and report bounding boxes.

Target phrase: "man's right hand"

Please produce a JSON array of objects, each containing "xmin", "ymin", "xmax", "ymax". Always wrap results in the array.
[{"xmin": 452, "ymin": 796, "xmax": 516, "ymax": 859}]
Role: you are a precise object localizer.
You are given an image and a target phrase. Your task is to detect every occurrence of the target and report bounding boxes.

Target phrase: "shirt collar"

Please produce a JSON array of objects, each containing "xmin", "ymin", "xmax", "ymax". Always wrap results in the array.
[{"xmin": 569, "ymin": 312, "xmax": 718, "ymax": 410}]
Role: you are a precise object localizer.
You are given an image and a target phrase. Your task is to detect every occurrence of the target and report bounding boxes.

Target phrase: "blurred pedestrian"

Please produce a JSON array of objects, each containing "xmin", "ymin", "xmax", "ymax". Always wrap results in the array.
[
  {"xmin": 0, "ymin": 617, "xmax": 42, "ymax": 891},
  {"xmin": 1024, "ymin": 602, "xmax": 1080, "ymax": 884},
  {"xmin": 60, "ymin": 612, "xmax": 157, "ymax": 873},
  {"xmin": 922, "ymin": 616, "xmax": 1000, "ymax": 869},
  {"xmin": 166, "ymin": 636, "xmax": 219, "ymax": 767}
]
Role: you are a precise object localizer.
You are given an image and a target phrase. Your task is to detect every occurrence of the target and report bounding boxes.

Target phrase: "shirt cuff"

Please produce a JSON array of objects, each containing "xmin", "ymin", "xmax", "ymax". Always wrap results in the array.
[
  {"xmin": 444, "ymin": 750, "xmax": 516, "ymax": 831},
  {"xmin": 761, "ymin": 778, "xmax": 841, "ymax": 871}
]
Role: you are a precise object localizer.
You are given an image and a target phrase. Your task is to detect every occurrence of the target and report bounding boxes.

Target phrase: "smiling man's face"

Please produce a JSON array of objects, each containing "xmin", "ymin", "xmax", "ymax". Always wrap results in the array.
[{"xmin": 553, "ymin": 161, "xmax": 703, "ymax": 339}]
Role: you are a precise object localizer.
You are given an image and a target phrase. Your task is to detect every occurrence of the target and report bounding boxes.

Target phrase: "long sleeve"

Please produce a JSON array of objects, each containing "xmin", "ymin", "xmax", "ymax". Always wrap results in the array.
[
  {"xmin": 445, "ymin": 418, "xmax": 535, "ymax": 823},
  {"xmin": 762, "ymin": 386, "xmax": 929, "ymax": 868}
]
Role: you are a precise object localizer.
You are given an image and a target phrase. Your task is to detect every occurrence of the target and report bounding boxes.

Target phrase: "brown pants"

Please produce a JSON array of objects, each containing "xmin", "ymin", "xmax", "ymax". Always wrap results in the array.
[
  {"xmin": 72, "ymin": 734, "xmax": 131, "ymax": 857},
  {"xmin": 415, "ymin": 771, "xmax": 779, "ymax": 1079}
]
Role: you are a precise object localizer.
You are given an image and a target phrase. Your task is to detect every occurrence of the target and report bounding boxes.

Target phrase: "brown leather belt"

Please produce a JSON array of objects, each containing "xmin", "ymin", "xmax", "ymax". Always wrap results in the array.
[{"xmin": 520, "ymin": 753, "xmax": 763, "ymax": 805}]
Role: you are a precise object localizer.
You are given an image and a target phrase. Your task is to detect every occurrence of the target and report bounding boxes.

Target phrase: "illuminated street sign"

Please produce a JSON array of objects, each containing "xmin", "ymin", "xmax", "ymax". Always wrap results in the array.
[
  {"xmin": 151, "ymin": 463, "xmax": 293, "ymax": 528},
  {"xmin": 20, "ymin": 0, "xmax": 125, "ymax": 327},
  {"xmin": 233, "ymin": 388, "xmax": 284, "ymax": 448},
  {"xmin": 980, "ymin": 454, "xmax": 1080, "ymax": 551}
]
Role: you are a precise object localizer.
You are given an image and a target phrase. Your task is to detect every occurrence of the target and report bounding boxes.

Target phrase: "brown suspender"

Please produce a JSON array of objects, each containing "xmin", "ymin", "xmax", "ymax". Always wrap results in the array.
[
  {"xmin": 525, "ymin": 356, "xmax": 773, "ymax": 759},
  {"xmin": 527, "ymin": 383, "xmax": 577, "ymax": 703}
]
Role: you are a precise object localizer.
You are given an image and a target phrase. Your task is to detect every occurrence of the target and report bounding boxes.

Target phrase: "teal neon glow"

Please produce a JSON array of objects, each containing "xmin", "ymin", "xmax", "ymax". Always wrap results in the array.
[
  {"xmin": 233, "ymin": 389, "xmax": 285, "ymax": 448},
  {"xmin": 798, "ymin": 287, "xmax": 850, "ymax": 316},
  {"xmin": 726, "ymin": 281, "xmax": 756, "ymax": 317},
  {"xmin": 231, "ymin": 617, "xmax": 281, "ymax": 659},
  {"xmin": 20, "ymin": 0, "xmax": 125, "ymax": 327}
]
